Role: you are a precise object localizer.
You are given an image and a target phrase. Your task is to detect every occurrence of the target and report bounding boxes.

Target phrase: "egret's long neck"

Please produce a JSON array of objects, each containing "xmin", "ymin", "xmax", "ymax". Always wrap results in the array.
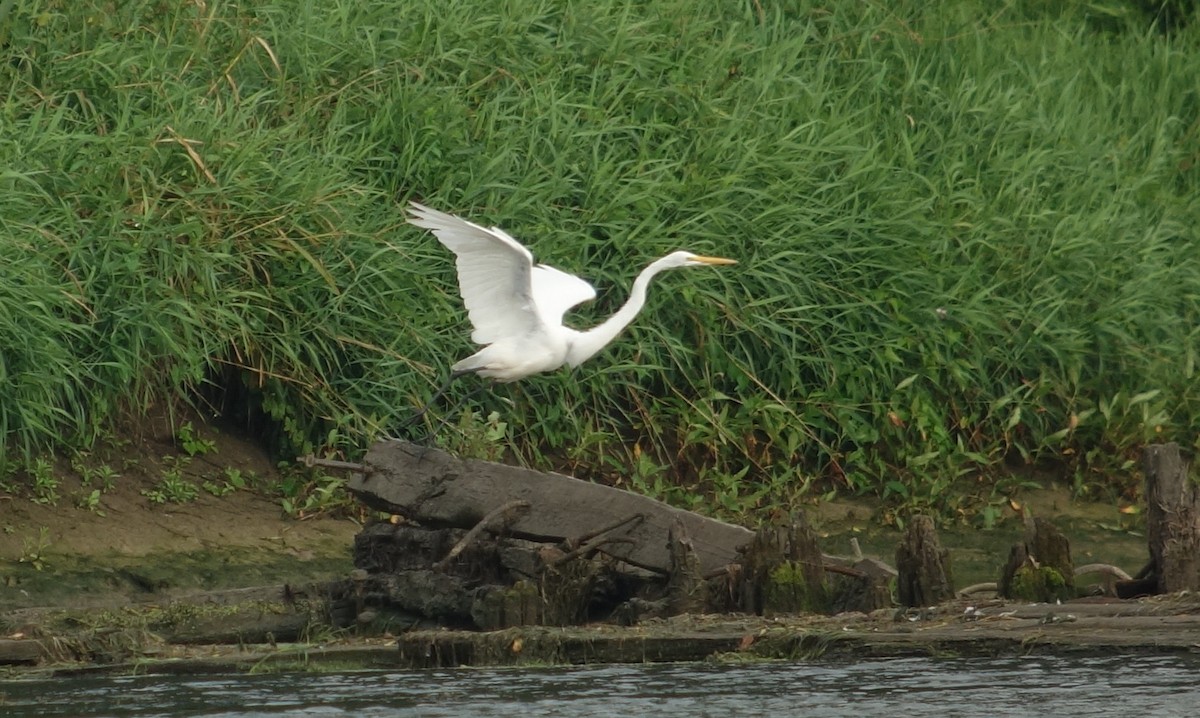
[{"xmin": 565, "ymin": 258, "xmax": 673, "ymax": 367}]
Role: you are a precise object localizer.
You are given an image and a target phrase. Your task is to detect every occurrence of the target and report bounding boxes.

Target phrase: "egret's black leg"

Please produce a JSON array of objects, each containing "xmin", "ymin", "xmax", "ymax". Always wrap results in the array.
[
  {"xmin": 408, "ymin": 381, "xmax": 492, "ymax": 448},
  {"xmin": 435, "ymin": 382, "xmax": 491, "ymax": 427},
  {"xmin": 395, "ymin": 370, "xmax": 469, "ymax": 434}
]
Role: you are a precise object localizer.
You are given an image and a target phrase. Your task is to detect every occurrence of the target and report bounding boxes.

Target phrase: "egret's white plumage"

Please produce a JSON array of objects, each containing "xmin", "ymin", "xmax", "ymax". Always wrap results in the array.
[{"xmin": 407, "ymin": 202, "xmax": 736, "ymax": 383}]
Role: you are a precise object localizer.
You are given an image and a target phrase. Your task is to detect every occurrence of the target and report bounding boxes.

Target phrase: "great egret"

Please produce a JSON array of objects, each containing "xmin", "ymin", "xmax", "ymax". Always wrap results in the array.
[{"xmin": 404, "ymin": 202, "xmax": 736, "ymax": 420}]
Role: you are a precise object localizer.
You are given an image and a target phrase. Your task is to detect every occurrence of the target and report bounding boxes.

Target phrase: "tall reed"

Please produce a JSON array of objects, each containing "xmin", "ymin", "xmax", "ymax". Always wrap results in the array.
[{"xmin": 1, "ymin": 1, "xmax": 1196, "ymax": 513}]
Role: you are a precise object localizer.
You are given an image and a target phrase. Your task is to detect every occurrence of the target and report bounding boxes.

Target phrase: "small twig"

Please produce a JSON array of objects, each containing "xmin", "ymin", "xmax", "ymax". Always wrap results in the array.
[
  {"xmin": 703, "ymin": 564, "xmax": 740, "ymax": 581},
  {"xmin": 958, "ymin": 582, "xmax": 999, "ymax": 597},
  {"xmin": 434, "ymin": 500, "xmax": 530, "ymax": 571},
  {"xmin": 821, "ymin": 563, "xmax": 866, "ymax": 579},
  {"xmin": 1074, "ymin": 563, "xmax": 1132, "ymax": 581},
  {"xmin": 564, "ymin": 513, "xmax": 646, "ymax": 550},
  {"xmin": 160, "ymin": 125, "xmax": 216, "ymax": 184},
  {"xmin": 297, "ymin": 455, "xmax": 371, "ymax": 473},
  {"xmin": 546, "ymin": 537, "xmax": 635, "ymax": 567}
]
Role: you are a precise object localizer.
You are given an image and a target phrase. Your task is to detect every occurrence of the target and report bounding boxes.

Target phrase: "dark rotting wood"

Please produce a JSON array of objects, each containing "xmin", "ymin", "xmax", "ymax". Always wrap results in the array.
[
  {"xmin": 345, "ymin": 442, "xmax": 909, "ymax": 628},
  {"xmin": 737, "ymin": 513, "xmax": 828, "ymax": 616},
  {"xmin": 998, "ymin": 517, "xmax": 1074, "ymax": 602},
  {"xmin": 832, "ymin": 557, "xmax": 896, "ymax": 613},
  {"xmin": 434, "ymin": 500, "xmax": 531, "ymax": 571},
  {"xmin": 538, "ymin": 554, "xmax": 606, "ymax": 626},
  {"xmin": 470, "ymin": 580, "xmax": 545, "ymax": 630},
  {"xmin": 823, "ymin": 564, "xmax": 867, "ymax": 579},
  {"xmin": 666, "ymin": 519, "xmax": 706, "ymax": 615},
  {"xmin": 0, "ymin": 639, "xmax": 50, "ymax": 665},
  {"xmin": 895, "ymin": 515, "xmax": 954, "ymax": 608},
  {"xmin": 1144, "ymin": 442, "xmax": 1200, "ymax": 593}
]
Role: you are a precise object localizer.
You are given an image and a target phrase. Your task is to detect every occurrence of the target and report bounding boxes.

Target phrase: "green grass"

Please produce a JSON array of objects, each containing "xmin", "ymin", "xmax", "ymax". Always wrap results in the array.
[{"xmin": 1, "ymin": 0, "xmax": 1197, "ymax": 521}]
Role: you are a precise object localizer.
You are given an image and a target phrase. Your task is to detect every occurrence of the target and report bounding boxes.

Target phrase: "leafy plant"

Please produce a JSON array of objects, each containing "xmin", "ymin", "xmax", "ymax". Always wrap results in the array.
[
  {"xmin": 142, "ymin": 458, "xmax": 199, "ymax": 504},
  {"xmin": 76, "ymin": 488, "xmax": 106, "ymax": 515},
  {"xmin": 19, "ymin": 527, "xmax": 51, "ymax": 571},
  {"xmin": 432, "ymin": 409, "xmax": 512, "ymax": 463},
  {"xmin": 202, "ymin": 467, "xmax": 248, "ymax": 497},
  {"xmin": 72, "ymin": 451, "xmax": 121, "ymax": 491},
  {"xmin": 29, "ymin": 458, "xmax": 59, "ymax": 506},
  {"xmin": 278, "ymin": 464, "xmax": 356, "ymax": 519},
  {"xmin": 176, "ymin": 422, "xmax": 217, "ymax": 457}
]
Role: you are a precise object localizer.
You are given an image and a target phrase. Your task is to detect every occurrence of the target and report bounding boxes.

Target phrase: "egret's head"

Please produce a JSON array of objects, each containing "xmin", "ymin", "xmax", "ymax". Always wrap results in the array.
[{"xmin": 665, "ymin": 251, "xmax": 738, "ymax": 269}]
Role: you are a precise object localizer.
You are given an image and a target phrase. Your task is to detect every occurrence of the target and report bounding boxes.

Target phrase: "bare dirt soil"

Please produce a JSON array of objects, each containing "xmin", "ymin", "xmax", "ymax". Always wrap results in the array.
[{"xmin": 0, "ymin": 413, "xmax": 360, "ymax": 611}]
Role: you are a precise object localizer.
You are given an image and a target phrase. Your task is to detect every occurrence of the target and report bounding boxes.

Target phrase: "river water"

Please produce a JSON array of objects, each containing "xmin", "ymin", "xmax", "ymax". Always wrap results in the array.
[{"xmin": 3, "ymin": 653, "xmax": 1199, "ymax": 717}]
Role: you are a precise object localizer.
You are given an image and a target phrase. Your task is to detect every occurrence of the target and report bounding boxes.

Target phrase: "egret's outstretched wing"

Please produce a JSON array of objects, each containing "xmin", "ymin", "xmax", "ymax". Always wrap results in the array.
[
  {"xmin": 408, "ymin": 202, "xmax": 597, "ymax": 342},
  {"xmin": 408, "ymin": 202, "xmax": 538, "ymax": 344},
  {"xmin": 530, "ymin": 264, "xmax": 596, "ymax": 328}
]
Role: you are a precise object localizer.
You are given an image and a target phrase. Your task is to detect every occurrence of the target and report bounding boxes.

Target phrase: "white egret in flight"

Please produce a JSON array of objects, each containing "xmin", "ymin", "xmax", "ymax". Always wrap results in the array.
[{"xmin": 404, "ymin": 202, "xmax": 736, "ymax": 421}]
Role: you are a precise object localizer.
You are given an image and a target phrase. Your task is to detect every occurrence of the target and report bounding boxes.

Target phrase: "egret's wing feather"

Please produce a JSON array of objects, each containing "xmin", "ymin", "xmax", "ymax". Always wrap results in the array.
[
  {"xmin": 530, "ymin": 264, "xmax": 596, "ymax": 328},
  {"xmin": 407, "ymin": 202, "xmax": 539, "ymax": 344}
]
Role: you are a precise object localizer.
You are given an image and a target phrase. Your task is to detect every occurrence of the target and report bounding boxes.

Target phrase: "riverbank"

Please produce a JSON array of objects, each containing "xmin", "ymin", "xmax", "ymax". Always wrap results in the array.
[
  {"xmin": 2, "ymin": 418, "xmax": 1178, "ymax": 675},
  {"xmin": 5, "ymin": 591, "xmax": 1199, "ymax": 677},
  {"xmin": 5, "ymin": 473, "xmax": 1187, "ymax": 674}
]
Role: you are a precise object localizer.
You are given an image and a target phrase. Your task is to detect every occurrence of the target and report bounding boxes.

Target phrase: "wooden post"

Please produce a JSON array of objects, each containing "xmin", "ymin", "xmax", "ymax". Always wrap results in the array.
[
  {"xmin": 737, "ymin": 513, "xmax": 827, "ymax": 615},
  {"xmin": 998, "ymin": 517, "xmax": 1074, "ymax": 602},
  {"xmin": 666, "ymin": 520, "xmax": 707, "ymax": 615},
  {"xmin": 1145, "ymin": 443, "xmax": 1200, "ymax": 593},
  {"xmin": 894, "ymin": 515, "xmax": 953, "ymax": 607}
]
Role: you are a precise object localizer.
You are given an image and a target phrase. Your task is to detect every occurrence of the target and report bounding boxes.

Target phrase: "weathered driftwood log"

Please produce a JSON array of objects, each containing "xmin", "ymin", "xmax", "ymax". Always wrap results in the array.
[
  {"xmin": 895, "ymin": 515, "xmax": 954, "ymax": 607},
  {"xmin": 348, "ymin": 440, "xmax": 754, "ymax": 575},
  {"xmin": 1144, "ymin": 442, "xmax": 1200, "ymax": 594},
  {"xmin": 998, "ymin": 517, "xmax": 1074, "ymax": 602},
  {"xmin": 0, "ymin": 639, "xmax": 49, "ymax": 665}
]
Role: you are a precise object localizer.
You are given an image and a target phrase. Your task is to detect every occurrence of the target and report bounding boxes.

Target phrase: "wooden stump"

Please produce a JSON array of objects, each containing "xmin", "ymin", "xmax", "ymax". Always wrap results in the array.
[
  {"xmin": 894, "ymin": 515, "xmax": 954, "ymax": 607},
  {"xmin": 666, "ymin": 520, "xmax": 707, "ymax": 615},
  {"xmin": 998, "ymin": 517, "xmax": 1074, "ymax": 602},
  {"xmin": 830, "ymin": 557, "xmax": 897, "ymax": 613},
  {"xmin": 1144, "ymin": 443, "xmax": 1200, "ymax": 593},
  {"xmin": 737, "ymin": 514, "xmax": 828, "ymax": 616},
  {"xmin": 471, "ymin": 580, "xmax": 545, "ymax": 630}
]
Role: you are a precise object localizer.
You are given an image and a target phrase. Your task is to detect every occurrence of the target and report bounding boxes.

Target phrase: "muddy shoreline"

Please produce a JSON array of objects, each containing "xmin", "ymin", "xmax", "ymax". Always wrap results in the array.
[
  {"xmin": 1, "ymin": 423, "xmax": 1183, "ymax": 676},
  {"xmin": 4, "ymin": 584, "xmax": 1198, "ymax": 677}
]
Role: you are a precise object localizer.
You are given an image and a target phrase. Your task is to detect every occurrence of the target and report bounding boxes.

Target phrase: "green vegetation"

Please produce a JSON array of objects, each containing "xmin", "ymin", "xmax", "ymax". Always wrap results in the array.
[
  {"xmin": 764, "ymin": 561, "xmax": 830, "ymax": 615},
  {"xmin": 1009, "ymin": 565, "xmax": 1073, "ymax": 603},
  {"xmin": 278, "ymin": 464, "xmax": 356, "ymax": 519},
  {"xmin": 18, "ymin": 527, "xmax": 51, "ymax": 571},
  {"xmin": 176, "ymin": 421, "xmax": 217, "ymax": 458},
  {"xmin": 141, "ymin": 456, "xmax": 200, "ymax": 504},
  {"xmin": 1, "ymin": 1, "xmax": 1197, "ymax": 521}
]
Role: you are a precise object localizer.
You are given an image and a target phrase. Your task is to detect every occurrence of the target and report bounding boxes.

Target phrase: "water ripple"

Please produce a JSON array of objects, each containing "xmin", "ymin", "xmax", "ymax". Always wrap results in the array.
[{"xmin": 3, "ymin": 654, "xmax": 1199, "ymax": 717}]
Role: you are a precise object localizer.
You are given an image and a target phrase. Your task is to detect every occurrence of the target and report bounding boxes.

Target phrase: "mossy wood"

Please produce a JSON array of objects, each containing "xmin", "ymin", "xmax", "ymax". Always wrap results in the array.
[
  {"xmin": 999, "ymin": 518, "xmax": 1075, "ymax": 602},
  {"xmin": 1144, "ymin": 443, "xmax": 1200, "ymax": 593},
  {"xmin": 736, "ymin": 514, "xmax": 829, "ymax": 615},
  {"xmin": 348, "ymin": 440, "xmax": 754, "ymax": 575}
]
